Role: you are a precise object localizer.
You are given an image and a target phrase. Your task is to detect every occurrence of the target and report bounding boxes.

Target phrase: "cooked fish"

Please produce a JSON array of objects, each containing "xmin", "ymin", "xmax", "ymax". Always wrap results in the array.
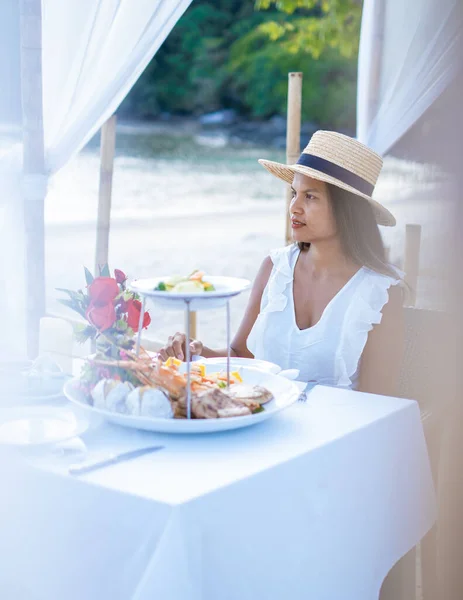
[
  {"xmin": 217, "ymin": 406, "xmax": 252, "ymax": 418},
  {"xmin": 227, "ymin": 384, "xmax": 273, "ymax": 405},
  {"xmin": 176, "ymin": 387, "xmax": 258, "ymax": 419}
]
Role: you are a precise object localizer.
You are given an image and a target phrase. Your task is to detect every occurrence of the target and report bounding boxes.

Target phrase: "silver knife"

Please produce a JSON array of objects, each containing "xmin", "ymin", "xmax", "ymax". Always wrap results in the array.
[{"xmin": 68, "ymin": 445, "xmax": 164, "ymax": 476}]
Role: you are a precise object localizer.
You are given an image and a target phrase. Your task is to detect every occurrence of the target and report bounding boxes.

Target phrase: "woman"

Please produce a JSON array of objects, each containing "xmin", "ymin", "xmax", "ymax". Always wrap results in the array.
[{"xmin": 159, "ymin": 131, "xmax": 404, "ymax": 396}]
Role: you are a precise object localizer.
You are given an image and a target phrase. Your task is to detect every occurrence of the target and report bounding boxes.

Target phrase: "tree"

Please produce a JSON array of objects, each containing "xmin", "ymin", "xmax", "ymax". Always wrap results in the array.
[
  {"xmin": 120, "ymin": 0, "xmax": 361, "ymax": 131},
  {"xmin": 255, "ymin": 0, "xmax": 362, "ymax": 59}
]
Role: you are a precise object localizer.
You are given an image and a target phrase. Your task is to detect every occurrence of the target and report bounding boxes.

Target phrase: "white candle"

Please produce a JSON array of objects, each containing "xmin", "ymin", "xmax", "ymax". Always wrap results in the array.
[{"xmin": 39, "ymin": 317, "xmax": 74, "ymax": 373}]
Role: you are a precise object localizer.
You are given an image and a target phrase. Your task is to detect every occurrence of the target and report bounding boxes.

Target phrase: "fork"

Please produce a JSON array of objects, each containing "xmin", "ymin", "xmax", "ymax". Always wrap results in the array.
[{"xmin": 298, "ymin": 381, "xmax": 316, "ymax": 402}]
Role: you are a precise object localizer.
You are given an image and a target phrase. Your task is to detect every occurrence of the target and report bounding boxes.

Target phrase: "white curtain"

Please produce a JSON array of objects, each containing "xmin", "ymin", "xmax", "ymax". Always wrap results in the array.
[
  {"xmin": 43, "ymin": 0, "xmax": 193, "ymax": 172},
  {"xmin": 1, "ymin": 0, "xmax": 193, "ymax": 358},
  {"xmin": 357, "ymin": 0, "xmax": 462, "ymax": 155}
]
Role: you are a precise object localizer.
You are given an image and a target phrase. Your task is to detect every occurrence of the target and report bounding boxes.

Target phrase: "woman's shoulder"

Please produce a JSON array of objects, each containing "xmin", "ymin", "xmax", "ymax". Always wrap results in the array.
[
  {"xmin": 356, "ymin": 264, "xmax": 404, "ymax": 313},
  {"xmin": 362, "ymin": 264, "xmax": 404, "ymax": 286},
  {"xmin": 268, "ymin": 243, "xmax": 299, "ymax": 267}
]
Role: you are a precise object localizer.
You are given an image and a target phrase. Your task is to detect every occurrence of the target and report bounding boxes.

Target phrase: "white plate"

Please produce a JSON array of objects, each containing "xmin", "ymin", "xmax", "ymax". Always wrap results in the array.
[
  {"xmin": 0, "ymin": 406, "xmax": 90, "ymax": 447},
  {"xmin": 14, "ymin": 389, "xmax": 68, "ymax": 406},
  {"xmin": 192, "ymin": 357, "xmax": 282, "ymax": 375},
  {"xmin": 129, "ymin": 275, "xmax": 250, "ymax": 311},
  {"xmin": 19, "ymin": 391, "xmax": 65, "ymax": 401},
  {"xmin": 63, "ymin": 366, "xmax": 300, "ymax": 434}
]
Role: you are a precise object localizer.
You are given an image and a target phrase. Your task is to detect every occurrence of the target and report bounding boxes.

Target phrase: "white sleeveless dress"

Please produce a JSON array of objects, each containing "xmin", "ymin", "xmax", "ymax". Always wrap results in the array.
[{"xmin": 247, "ymin": 244, "xmax": 401, "ymax": 388}]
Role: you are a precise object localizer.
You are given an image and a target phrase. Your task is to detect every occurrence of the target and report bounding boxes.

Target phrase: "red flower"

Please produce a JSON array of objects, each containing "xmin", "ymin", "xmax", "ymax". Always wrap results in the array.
[
  {"xmin": 117, "ymin": 297, "xmax": 128, "ymax": 313},
  {"xmin": 86, "ymin": 301, "xmax": 116, "ymax": 331},
  {"xmin": 114, "ymin": 269, "xmax": 127, "ymax": 284},
  {"xmin": 88, "ymin": 277, "xmax": 119, "ymax": 305},
  {"xmin": 126, "ymin": 299, "xmax": 151, "ymax": 332}
]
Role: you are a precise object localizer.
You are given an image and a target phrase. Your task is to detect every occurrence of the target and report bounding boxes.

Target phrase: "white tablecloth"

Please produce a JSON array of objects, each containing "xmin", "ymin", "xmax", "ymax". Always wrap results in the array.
[{"xmin": 0, "ymin": 385, "xmax": 435, "ymax": 600}]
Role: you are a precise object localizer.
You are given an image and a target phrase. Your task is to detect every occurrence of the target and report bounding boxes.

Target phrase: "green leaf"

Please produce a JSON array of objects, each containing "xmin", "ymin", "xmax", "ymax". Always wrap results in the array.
[
  {"xmin": 57, "ymin": 298, "xmax": 87, "ymax": 319},
  {"xmin": 121, "ymin": 338, "xmax": 135, "ymax": 350},
  {"xmin": 55, "ymin": 287, "xmax": 74, "ymax": 296},
  {"xmin": 84, "ymin": 267, "xmax": 94, "ymax": 286},
  {"xmin": 72, "ymin": 323, "xmax": 96, "ymax": 344},
  {"xmin": 115, "ymin": 319, "xmax": 128, "ymax": 331},
  {"xmin": 259, "ymin": 21, "xmax": 287, "ymax": 41},
  {"xmin": 99, "ymin": 263, "xmax": 111, "ymax": 277},
  {"xmin": 56, "ymin": 288, "xmax": 84, "ymax": 303}
]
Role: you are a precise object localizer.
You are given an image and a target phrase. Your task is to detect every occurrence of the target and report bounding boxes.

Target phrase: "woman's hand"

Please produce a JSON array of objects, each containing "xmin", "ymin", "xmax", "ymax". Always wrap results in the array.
[
  {"xmin": 157, "ymin": 255, "xmax": 273, "ymax": 363},
  {"xmin": 158, "ymin": 332, "xmax": 204, "ymax": 362}
]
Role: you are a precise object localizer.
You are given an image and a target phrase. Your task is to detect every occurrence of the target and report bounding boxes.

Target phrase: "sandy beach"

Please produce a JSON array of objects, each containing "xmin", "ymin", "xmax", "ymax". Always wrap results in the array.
[
  {"xmin": 0, "ymin": 122, "xmax": 447, "ymax": 350},
  {"xmin": 46, "ymin": 204, "xmax": 286, "ymax": 348}
]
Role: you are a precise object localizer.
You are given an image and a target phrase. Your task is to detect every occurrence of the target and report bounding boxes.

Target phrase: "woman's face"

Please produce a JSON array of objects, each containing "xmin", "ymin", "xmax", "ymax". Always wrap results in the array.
[{"xmin": 289, "ymin": 173, "xmax": 337, "ymax": 244}]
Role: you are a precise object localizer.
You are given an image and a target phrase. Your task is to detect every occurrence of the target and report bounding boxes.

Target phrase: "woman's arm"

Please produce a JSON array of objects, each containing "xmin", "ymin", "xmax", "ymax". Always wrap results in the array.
[
  {"xmin": 201, "ymin": 255, "xmax": 273, "ymax": 358},
  {"xmin": 357, "ymin": 284, "xmax": 404, "ymax": 396},
  {"xmin": 159, "ymin": 256, "xmax": 273, "ymax": 361}
]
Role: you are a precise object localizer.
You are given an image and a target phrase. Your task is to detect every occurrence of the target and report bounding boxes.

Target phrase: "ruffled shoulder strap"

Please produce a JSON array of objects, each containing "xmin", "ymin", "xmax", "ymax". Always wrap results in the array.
[
  {"xmin": 262, "ymin": 244, "xmax": 299, "ymax": 312},
  {"xmin": 335, "ymin": 267, "xmax": 402, "ymax": 388},
  {"xmin": 269, "ymin": 244, "xmax": 298, "ymax": 276}
]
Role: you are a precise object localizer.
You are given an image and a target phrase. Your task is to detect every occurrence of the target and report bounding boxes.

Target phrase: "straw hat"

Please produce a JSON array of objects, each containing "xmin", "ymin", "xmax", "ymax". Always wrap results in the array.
[{"xmin": 258, "ymin": 130, "xmax": 395, "ymax": 226}]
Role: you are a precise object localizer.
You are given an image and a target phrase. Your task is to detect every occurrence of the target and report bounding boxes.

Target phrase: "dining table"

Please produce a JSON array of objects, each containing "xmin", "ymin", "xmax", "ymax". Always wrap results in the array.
[{"xmin": 0, "ymin": 383, "xmax": 436, "ymax": 600}]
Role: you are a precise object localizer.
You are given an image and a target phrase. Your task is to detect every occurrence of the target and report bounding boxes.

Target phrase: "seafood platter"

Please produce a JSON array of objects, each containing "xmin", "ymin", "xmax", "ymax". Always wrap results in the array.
[
  {"xmin": 64, "ymin": 354, "xmax": 300, "ymax": 434},
  {"xmin": 64, "ymin": 270, "xmax": 300, "ymax": 433}
]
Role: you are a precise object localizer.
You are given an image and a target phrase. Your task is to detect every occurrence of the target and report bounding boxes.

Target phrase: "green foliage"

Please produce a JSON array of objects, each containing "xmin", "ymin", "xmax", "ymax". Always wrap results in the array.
[
  {"xmin": 256, "ymin": 0, "xmax": 362, "ymax": 58},
  {"xmin": 72, "ymin": 322, "xmax": 96, "ymax": 344},
  {"xmin": 84, "ymin": 267, "xmax": 94, "ymax": 286},
  {"xmin": 122, "ymin": 3, "xmax": 251, "ymax": 117},
  {"xmin": 120, "ymin": 0, "xmax": 360, "ymax": 131},
  {"xmin": 228, "ymin": 20, "xmax": 357, "ymax": 127},
  {"xmin": 56, "ymin": 288, "xmax": 88, "ymax": 319},
  {"xmin": 98, "ymin": 263, "xmax": 111, "ymax": 277}
]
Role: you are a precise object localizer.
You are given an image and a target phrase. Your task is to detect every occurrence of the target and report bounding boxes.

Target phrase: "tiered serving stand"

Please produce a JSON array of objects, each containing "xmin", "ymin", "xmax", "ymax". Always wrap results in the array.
[
  {"xmin": 128, "ymin": 275, "xmax": 252, "ymax": 420},
  {"xmin": 63, "ymin": 275, "xmax": 300, "ymax": 434}
]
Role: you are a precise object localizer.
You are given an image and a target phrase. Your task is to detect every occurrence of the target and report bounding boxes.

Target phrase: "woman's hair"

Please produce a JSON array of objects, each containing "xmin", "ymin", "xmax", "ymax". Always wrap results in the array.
[{"xmin": 297, "ymin": 183, "xmax": 399, "ymax": 279}]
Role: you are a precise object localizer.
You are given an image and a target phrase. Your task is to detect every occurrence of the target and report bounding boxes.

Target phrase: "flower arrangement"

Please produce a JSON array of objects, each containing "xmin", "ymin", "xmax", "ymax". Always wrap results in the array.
[{"xmin": 57, "ymin": 264, "xmax": 152, "ymax": 394}]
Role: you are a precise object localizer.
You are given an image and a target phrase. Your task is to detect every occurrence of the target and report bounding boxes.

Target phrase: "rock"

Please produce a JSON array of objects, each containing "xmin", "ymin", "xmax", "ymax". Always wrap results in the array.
[
  {"xmin": 271, "ymin": 135, "xmax": 287, "ymax": 149},
  {"xmin": 195, "ymin": 132, "xmax": 229, "ymax": 148},
  {"xmin": 267, "ymin": 115, "xmax": 286, "ymax": 132},
  {"xmin": 229, "ymin": 121, "xmax": 262, "ymax": 134},
  {"xmin": 200, "ymin": 116, "xmax": 322, "ymax": 148},
  {"xmin": 199, "ymin": 109, "xmax": 237, "ymax": 126}
]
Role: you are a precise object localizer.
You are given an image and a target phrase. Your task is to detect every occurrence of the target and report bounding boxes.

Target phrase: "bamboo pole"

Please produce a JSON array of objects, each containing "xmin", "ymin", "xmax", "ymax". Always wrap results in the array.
[
  {"xmin": 285, "ymin": 72, "xmax": 303, "ymax": 245},
  {"xmin": 186, "ymin": 311, "xmax": 197, "ymax": 344},
  {"xmin": 95, "ymin": 114, "xmax": 117, "ymax": 273},
  {"xmin": 92, "ymin": 116, "xmax": 198, "ymax": 341},
  {"xmin": 20, "ymin": 0, "xmax": 46, "ymax": 358},
  {"xmin": 404, "ymin": 224, "xmax": 422, "ymax": 307}
]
